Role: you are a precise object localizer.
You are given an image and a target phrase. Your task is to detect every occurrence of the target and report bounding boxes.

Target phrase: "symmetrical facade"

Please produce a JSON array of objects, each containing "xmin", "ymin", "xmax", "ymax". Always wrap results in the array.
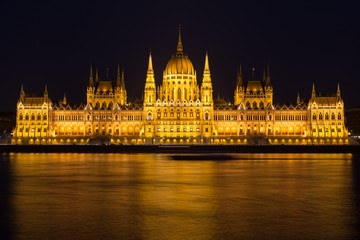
[{"xmin": 12, "ymin": 30, "xmax": 349, "ymax": 145}]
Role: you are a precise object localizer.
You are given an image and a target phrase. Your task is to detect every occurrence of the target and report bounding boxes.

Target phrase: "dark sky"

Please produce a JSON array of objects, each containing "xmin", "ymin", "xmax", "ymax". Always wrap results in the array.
[{"xmin": 1, "ymin": 0, "xmax": 359, "ymax": 111}]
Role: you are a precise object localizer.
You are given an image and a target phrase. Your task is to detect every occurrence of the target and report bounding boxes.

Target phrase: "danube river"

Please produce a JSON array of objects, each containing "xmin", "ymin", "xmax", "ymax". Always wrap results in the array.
[{"xmin": 1, "ymin": 153, "xmax": 359, "ymax": 239}]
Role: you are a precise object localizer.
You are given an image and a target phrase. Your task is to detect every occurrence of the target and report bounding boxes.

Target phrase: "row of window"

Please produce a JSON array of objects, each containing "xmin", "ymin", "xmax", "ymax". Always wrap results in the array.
[
  {"xmin": 54, "ymin": 115, "xmax": 84, "ymax": 121},
  {"xmin": 19, "ymin": 114, "xmax": 47, "ymax": 121},
  {"xmin": 312, "ymin": 113, "xmax": 341, "ymax": 121},
  {"xmin": 214, "ymin": 114, "xmax": 308, "ymax": 121},
  {"xmin": 154, "ymin": 127, "xmax": 201, "ymax": 133}
]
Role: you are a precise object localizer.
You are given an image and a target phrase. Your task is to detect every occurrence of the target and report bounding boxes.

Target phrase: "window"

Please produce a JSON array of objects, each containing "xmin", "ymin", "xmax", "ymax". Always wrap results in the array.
[
  {"xmin": 19, "ymin": 114, "xmax": 23, "ymax": 120},
  {"xmin": 43, "ymin": 115, "xmax": 47, "ymax": 121},
  {"xmin": 338, "ymin": 113, "xmax": 341, "ymax": 120},
  {"xmin": 205, "ymin": 113, "xmax": 209, "ymax": 120}
]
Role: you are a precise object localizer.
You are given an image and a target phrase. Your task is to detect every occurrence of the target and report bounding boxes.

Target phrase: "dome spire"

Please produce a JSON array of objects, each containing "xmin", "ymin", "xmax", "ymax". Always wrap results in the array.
[{"xmin": 177, "ymin": 25, "xmax": 183, "ymax": 53}]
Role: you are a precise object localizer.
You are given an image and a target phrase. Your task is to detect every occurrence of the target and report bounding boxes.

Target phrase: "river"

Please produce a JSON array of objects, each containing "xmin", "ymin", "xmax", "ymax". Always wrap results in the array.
[{"xmin": 0, "ymin": 153, "xmax": 359, "ymax": 239}]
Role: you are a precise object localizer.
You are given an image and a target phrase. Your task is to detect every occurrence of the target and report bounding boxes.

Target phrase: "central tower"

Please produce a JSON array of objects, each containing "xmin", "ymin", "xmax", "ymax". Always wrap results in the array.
[{"xmin": 158, "ymin": 27, "xmax": 200, "ymax": 102}]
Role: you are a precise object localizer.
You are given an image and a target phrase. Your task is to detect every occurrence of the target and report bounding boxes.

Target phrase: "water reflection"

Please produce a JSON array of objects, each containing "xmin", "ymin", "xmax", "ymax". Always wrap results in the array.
[{"xmin": 0, "ymin": 153, "xmax": 359, "ymax": 239}]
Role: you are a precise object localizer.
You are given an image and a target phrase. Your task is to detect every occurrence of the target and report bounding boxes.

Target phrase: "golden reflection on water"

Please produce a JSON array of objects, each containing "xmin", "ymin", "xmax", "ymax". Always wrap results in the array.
[{"xmin": 2, "ymin": 153, "xmax": 359, "ymax": 240}]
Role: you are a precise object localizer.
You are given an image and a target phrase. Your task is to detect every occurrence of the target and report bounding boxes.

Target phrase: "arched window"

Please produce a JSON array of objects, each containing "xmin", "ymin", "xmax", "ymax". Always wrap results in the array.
[
  {"xmin": 108, "ymin": 102, "xmax": 113, "ymax": 109},
  {"xmin": 101, "ymin": 102, "xmax": 107, "ymax": 109},
  {"xmin": 325, "ymin": 113, "xmax": 329, "ymax": 120},
  {"xmin": 253, "ymin": 102, "xmax": 257, "ymax": 108},
  {"xmin": 319, "ymin": 113, "xmax": 323, "ymax": 120},
  {"xmin": 331, "ymin": 113, "xmax": 335, "ymax": 120},
  {"xmin": 19, "ymin": 114, "xmax": 23, "ymax": 120},
  {"xmin": 205, "ymin": 112, "xmax": 209, "ymax": 120},
  {"xmin": 246, "ymin": 102, "xmax": 250, "ymax": 108},
  {"xmin": 338, "ymin": 113, "xmax": 341, "ymax": 120},
  {"xmin": 178, "ymin": 88, "xmax": 181, "ymax": 101},
  {"xmin": 148, "ymin": 112, "xmax": 152, "ymax": 120},
  {"xmin": 259, "ymin": 102, "xmax": 264, "ymax": 108},
  {"xmin": 269, "ymin": 115, "xmax": 272, "ymax": 121},
  {"xmin": 313, "ymin": 114, "xmax": 316, "ymax": 120}
]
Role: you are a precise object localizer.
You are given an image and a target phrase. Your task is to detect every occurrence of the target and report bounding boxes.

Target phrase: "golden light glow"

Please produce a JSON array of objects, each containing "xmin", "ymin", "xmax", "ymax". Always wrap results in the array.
[{"xmin": 12, "ymin": 31, "xmax": 348, "ymax": 145}]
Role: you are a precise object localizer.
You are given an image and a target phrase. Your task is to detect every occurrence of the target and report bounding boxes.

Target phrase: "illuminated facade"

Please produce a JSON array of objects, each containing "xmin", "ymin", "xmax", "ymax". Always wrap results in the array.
[{"xmin": 12, "ymin": 30, "xmax": 349, "ymax": 145}]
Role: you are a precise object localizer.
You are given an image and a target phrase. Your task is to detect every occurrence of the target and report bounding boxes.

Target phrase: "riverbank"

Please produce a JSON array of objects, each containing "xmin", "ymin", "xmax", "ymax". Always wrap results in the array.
[{"xmin": 1, "ymin": 144, "xmax": 360, "ymax": 153}]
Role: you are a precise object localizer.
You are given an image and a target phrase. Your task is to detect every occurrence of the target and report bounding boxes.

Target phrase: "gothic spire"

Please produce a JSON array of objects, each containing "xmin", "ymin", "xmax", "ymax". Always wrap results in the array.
[
  {"xmin": 20, "ymin": 84, "xmax": 25, "ymax": 102},
  {"xmin": 148, "ymin": 52, "xmax": 153, "ymax": 73},
  {"xmin": 63, "ymin": 93, "xmax": 67, "ymax": 105},
  {"xmin": 177, "ymin": 25, "xmax": 183, "ymax": 53},
  {"xmin": 95, "ymin": 69, "xmax": 99, "ymax": 82},
  {"xmin": 121, "ymin": 69, "xmax": 125, "ymax": 89},
  {"xmin": 204, "ymin": 51, "xmax": 210, "ymax": 73},
  {"xmin": 117, "ymin": 65, "xmax": 121, "ymax": 87},
  {"xmin": 89, "ymin": 65, "xmax": 94, "ymax": 86},
  {"xmin": 263, "ymin": 69, "xmax": 266, "ymax": 82},
  {"xmin": 337, "ymin": 83, "xmax": 341, "ymax": 97},
  {"xmin": 237, "ymin": 65, "xmax": 243, "ymax": 87},
  {"xmin": 297, "ymin": 92, "xmax": 300, "ymax": 105},
  {"xmin": 266, "ymin": 64, "xmax": 271, "ymax": 85},
  {"xmin": 312, "ymin": 83, "xmax": 316, "ymax": 98}
]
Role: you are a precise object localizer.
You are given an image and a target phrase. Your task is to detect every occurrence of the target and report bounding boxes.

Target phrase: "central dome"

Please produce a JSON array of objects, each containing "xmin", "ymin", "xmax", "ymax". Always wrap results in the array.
[
  {"xmin": 165, "ymin": 54, "xmax": 194, "ymax": 75},
  {"xmin": 164, "ymin": 28, "xmax": 195, "ymax": 75}
]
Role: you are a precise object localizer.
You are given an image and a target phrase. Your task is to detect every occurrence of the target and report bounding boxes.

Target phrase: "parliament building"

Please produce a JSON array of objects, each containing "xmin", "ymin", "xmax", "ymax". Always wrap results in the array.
[{"xmin": 12, "ymin": 30, "xmax": 349, "ymax": 145}]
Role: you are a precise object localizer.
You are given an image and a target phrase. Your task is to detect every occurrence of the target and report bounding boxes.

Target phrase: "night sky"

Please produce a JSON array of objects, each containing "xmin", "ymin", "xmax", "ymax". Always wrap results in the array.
[{"xmin": 1, "ymin": 0, "xmax": 359, "ymax": 111}]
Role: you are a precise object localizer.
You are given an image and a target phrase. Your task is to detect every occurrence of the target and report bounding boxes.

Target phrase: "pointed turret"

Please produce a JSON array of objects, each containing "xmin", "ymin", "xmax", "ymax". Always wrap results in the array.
[
  {"xmin": 44, "ymin": 85, "xmax": 48, "ymax": 99},
  {"xmin": 236, "ymin": 65, "xmax": 243, "ymax": 87},
  {"xmin": 337, "ymin": 83, "xmax": 341, "ymax": 97},
  {"xmin": 63, "ymin": 93, "xmax": 67, "ymax": 105},
  {"xmin": 176, "ymin": 25, "xmax": 183, "ymax": 54},
  {"xmin": 201, "ymin": 52, "xmax": 213, "ymax": 104},
  {"xmin": 116, "ymin": 65, "xmax": 121, "ymax": 87},
  {"xmin": 89, "ymin": 65, "xmax": 94, "ymax": 87},
  {"xmin": 19, "ymin": 84, "xmax": 25, "ymax": 102},
  {"xmin": 95, "ymin": 69, "xmax": 99, "ymax": 83},
  {"xmin": 121, "ymin": 69, "xmax": 125, "ymax": 89},
  {"xmin": 144, "ymin": 52, "xmax": 156, "ymax": 105},
  {"xmin": 312, "ymin": 83, "xmax": 316, "ymax": 98},
  {"xmin": 204, "ymin": 51, "xmax": 210, "ymax": 73},
  {"xmin": 263, "ymin": 69, "xmax": 266, "ymax": 82},
  {"xmin": 297, "ymin": 93, "xmax": 300, "ymax": 105},
  {"xmin": 266, "ymin": 64, "xmax": 271, "ymax": 85},
  {"xmin": 148, "ymin": 52, "xmax": 154, "ymax": 74}
]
